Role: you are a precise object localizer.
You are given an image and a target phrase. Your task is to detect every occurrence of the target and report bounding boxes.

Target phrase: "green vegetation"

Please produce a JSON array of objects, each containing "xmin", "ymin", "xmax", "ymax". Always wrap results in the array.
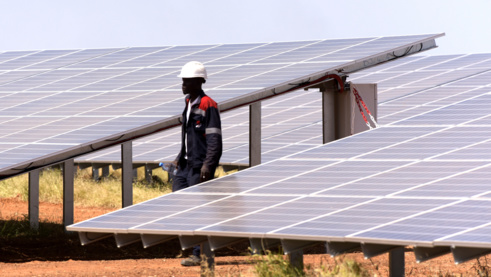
[
  {"xmin": 0, "ymin": 213, "xmax": 66, "ymax": 239},
  {"xmin": 0, "ymin": 164, "xmax": 233, "ymax": 208},
  {"xmin": 253, "ymin": 250, "xmax": 305, "ymax": 276},
  {"xmin": 252, "ymin": 249, "xmax": 370, "ymax": 277},
  {"xmin": 310, "ymin": 258, "xmax": 369, "ymax": 277},
  {"xmin": 0, "ymin": 165, "xmax": 172, "ymax": 208}
]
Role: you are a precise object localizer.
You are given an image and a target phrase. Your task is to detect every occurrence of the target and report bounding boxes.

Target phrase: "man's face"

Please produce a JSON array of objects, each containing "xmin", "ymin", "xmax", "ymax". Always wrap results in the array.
[{"xmin": 182, "ymin": 78, "xmax": 202, "ymax": 95}]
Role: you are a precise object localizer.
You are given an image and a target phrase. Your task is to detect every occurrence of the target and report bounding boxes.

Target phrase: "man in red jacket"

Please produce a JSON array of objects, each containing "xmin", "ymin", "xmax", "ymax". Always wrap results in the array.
[{"xmin": 168, "ymin": 61, "xmax": 223, "ymax": 266}]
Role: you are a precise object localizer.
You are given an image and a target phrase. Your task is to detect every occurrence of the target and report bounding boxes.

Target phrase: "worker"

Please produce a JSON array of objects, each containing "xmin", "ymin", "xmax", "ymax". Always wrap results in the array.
[{"xmin": 166, "ymin": 61, "xmax": 223, "ymax": 266}]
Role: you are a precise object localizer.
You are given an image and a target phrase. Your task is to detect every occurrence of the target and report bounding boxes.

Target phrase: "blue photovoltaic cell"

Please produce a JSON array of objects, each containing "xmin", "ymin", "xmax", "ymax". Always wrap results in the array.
[
  {"xmin": 346, "ymin": 72, "xmax": 402, "ymax": 85},
  {"xmin": 319, "ymin": 161, "xmax": 489, "ymax": 197},
  {"xmin": 445, "ymin": 71, "xmax": 491, "ymax": 86},
  {"xmin": 131, "ymin": 195, "xmax": 297, "ymax": 232},
  {"xmin": 199, "ymin": 196, "xmax": 373, "ymax": 234},
  {"xmin": 405, "ymin": 68, "xmax": 486, "ymax": 88},
  {"xmin": 377, "ymin": 106, "xmax": 440, "ymax": 125},
  {"xmin": 392, "ymin": 164, "xmax": 491, "ymax": 198},
  {"xmin": 22, "ymin": 48, "xmax": 122, "ymax": 70},
  {"xmin": 436, "ymin": 141, "xmax": 491, "ymax": 160},
  {"xmin": 0, "ymin": 50, "xmax": 77, "ymax": 70},
  {"xmin": 109, "ymin": 45, "xmax": 213, "ymax": 68},
  {"xmin": 0, "ymin": 70, "xmax": 48, "ymax": 86},
  {"xmin": 220, "ymin": 62, "xmax": 343, "ymax": 89},
  {"xmin": 0, "ymin": 69, "xmax": 89, "ymax": 92},
  {"xmin": 273, "ymin": 198, "xmax": 456, "ymax": 239},
  {"xmin": 247, "ymin": 160, "xmax": 410, "ymax": 195},
  {"xmin": 38, "ymin": 117, "xmax": 162, "ymax": 144},
  {"xmin": 376, "ymin": 71, "xmax": 432, "ymax": 89},
  {"xmin": 466, "ymin": 58, "xmax": 491, "ymax": 69},
  {"xmin": 353, "ymin": 200, "xmax": 491, "ymax": 243},
  {"xmin": 157, "ymin": 43, "xmax": 267, "ymax": 67},
  {"xmin": 355, "ymin": 55, "xmax": 425, "ymax": 73},
  {"xmin": 0, "ymin": 91, "xmax": 91, "ymax": 116},
  {"xmin": 25, "ymin": 68, "xmax": 133, "ymax": 92},
  {"xmin": 440, "ymin": 224, "xmax": 491, "ymax": 246},
  {"xmin": 65, "ymin": 47, "xmax": 163, "ymax": 69},
  {"xmin": 182, "ymin": 159, "xmax": 335, "ymax": 194},
  {"xmin": 380, "ymin": 55, "xmax": 463, "ymax": 72},
  {"xmin": 71, "ymin": 193, "xmax": 228, "ymax": 231},
  {"xmin": 289, "ymin": 126, "xmax": 445, "ymax": 160},
  {"xmin": 0, "ymin": 92, "xmax": 55, "ymax": 109},
  {"xmin": 423, "ymin": 53, "xmax": 491, "ymax": 70},
  {"xmin": 0, "ymin": 116, "xmax": 106, "ymax": 143},
  {"xmin": 358, "ymin": 126, "xmax": 491, "ymax": 160},
  {"xmin": 392, "ymin": 95, "xmax": 491, "ymax": 126},
  {"xmin": 0, "ymin": 50, "xmax": 38, "ymax": 64},
  {"xmin": 310, "ymin": 36, "xmax": 433, "ymax": 62},
  {"xmin": 72, "ymin": 68, "xmax": 176, "ymax": 91},
  {"xmin": 207, "ymin": 41, "xmax": 315, "ymax": 66},
  {"xmin": 0, "ymin": 117, "xmax": 62, "ymax": 135},
  {"xmin": 256, "ymin": 38, "xmax": 372, "ymax": 64},
  {"xmin": 381, "ymin": 86, "xmax": 479, "ymax": 107}
]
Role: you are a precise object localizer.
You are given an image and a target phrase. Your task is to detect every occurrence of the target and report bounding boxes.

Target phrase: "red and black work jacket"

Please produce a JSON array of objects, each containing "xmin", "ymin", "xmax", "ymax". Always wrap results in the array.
[{"xmin": 176, "ymin": 90, "xmax": 222, "ymax": 169}]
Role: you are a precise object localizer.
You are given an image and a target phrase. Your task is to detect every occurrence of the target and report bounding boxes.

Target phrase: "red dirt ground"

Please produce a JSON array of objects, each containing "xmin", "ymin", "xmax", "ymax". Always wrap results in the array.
[{"xmin": 0, "ymin": 197, "xmax": 488, "ymax": 276}]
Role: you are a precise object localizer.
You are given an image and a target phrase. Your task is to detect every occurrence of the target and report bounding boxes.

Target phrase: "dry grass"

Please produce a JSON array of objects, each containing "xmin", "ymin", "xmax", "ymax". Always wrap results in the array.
[
  {"xmin": 0, "ymin": 165, "xmax": 172, "ymax": 209},
  {"xmin": 0, "ymin": 164, "xmax": 233, "ymax": 209}
]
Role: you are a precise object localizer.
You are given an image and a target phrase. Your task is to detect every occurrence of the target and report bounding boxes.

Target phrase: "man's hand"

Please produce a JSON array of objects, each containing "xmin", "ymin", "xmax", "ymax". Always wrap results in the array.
[
  {"xmin": 200, "ymin": 165, "xmax": 211, "ymax": 182},
  {"xmin": 163, "ymin": 160, "xmax": 178, "ymax": 175},
  {"xmin": 163, "ymin": 160, "xmax": 178, "ymax": 167}
]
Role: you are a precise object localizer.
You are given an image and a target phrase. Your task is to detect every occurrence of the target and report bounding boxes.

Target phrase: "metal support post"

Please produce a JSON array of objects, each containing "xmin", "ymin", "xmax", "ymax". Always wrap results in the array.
[
  {"xmin": 389, "ymin": 247, "xmax": 405, "ymax": 277},
  {"xmin": 334, "ymin": 83, "xmax": 352, "ymax": 140},
  {"xmin": 308, "ymin": 78, "xmax": 377, "ymax": 143},
  {"xmin": 63, "ymin": 159, "xmax": 74, "ymax": 227},
  {"xmin": 121, "ymin": 142, "xmax": 133, "ymax": 208},
  {"xmin": 321, "ymin": 85, "xmax": 336, "ymax": 144},
  {"xmin": 102, "ymin": 165, "xmax": 110, "ymax": 178},
  {"xmin": 249, "ymin": 102, "xmax": 261, "ymax": 167},
  {"xmin": 92, "ymin": 166, "xmax": 99, "ymax": 181},
  {"xmin": 28, "ymin": 169, "xmax": 40, "ymax": 230},
  {"xmin": 200, "ymin": 241, "xmax": 215, "ymax": 277},
  {"xmin": 288, "ymin": 249, "xmax": 304, "ymax": 274},
  {"xmin": 145, "ymin": 164, "xmax": 153, "ymax": 184}
]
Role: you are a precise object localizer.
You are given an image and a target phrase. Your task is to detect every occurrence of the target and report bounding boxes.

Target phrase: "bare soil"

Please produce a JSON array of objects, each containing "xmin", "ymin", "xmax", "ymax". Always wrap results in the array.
[{"xmin": 0, "ymin": 197, "xmax": 487, "ymax": 276}]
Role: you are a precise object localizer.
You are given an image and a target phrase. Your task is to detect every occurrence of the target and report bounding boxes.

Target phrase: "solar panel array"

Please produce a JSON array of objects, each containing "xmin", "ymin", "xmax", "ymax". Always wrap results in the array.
[
  {"xmin": 78, "ymin": 53, "xmax": 491, "ymax": 167},
  {"xmin": 77, "ymin": 88, "xmax": 323, "ymax": 165},
  {"xmin": 0, "ymin": 34, "xmax": 440, "ymax": 178},
  {"xmin": 68, "ymin": 52, "xmax": 491, "ymax": 264}
]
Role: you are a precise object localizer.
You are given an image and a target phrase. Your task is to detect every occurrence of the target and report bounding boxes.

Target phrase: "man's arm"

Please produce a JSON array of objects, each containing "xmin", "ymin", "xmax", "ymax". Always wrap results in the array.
[{"xmin": 201, "ymin": 103, "xmax": 222, "ymax": 181}]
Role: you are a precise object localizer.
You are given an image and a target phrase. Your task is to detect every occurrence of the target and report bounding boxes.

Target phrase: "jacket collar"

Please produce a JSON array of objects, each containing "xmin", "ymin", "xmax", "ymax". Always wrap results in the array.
[{"xmin": 185, "ymin": 90, "xmax": 205, "ymax": 105}]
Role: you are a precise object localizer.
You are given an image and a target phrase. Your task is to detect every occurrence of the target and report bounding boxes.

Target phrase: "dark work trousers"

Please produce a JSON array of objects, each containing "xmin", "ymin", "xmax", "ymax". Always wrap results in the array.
[{"xmin": 172, "ymin": 162, "xmax": 216, "ymax": 257}]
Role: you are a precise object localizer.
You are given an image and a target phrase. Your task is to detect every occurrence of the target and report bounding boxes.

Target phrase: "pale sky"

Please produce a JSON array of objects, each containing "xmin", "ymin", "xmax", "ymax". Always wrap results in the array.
[{"xmin": 1, "ymin": 0, "xmax": 490, "ymax": 56}]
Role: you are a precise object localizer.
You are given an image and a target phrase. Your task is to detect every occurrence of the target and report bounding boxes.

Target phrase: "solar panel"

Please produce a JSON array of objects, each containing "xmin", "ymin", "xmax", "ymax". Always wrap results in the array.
[
  {"xmin": 68, "ymin": 48, "xmax": 491, "ymax": 265},
  {"xmin": 76, "ymin": 52, "xmax": 491, "ymax": 168},
  {"xmin": 0, "ymin": 34, "xmax": 442, "ymax": 179},
  {"xmin": 76, "ymin": 89, "xmax": 323, "ymax": 165}
]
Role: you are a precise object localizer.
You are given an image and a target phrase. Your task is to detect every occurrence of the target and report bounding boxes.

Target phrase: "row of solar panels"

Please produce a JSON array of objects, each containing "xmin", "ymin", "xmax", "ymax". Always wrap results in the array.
[
  {"xmin": 68, "ymin": 50, "xmax": 491, "ymax": 264},
  {"xmin": 0, "ymin": 34, "xmax": 441, "ymax": 178},
  {"xmin": 78, "ymin": 52, "xmax": 491, "ymax": 166},
  {"xmin": 13, "ymin": 34, "xmax": 491, "ymax": 266}
]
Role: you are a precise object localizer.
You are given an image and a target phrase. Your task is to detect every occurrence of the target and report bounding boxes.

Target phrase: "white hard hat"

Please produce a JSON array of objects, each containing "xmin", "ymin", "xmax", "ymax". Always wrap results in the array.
[{"xmin": 177, "ymin": 61, "xmax": 207, "ymax": 79}]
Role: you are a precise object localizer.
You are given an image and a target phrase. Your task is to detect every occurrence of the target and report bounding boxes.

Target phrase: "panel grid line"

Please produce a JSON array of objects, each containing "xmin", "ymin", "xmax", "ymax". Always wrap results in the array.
[{"xmin": 345, "ymin": 199, "xmax": 467, "ymax": 239}]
